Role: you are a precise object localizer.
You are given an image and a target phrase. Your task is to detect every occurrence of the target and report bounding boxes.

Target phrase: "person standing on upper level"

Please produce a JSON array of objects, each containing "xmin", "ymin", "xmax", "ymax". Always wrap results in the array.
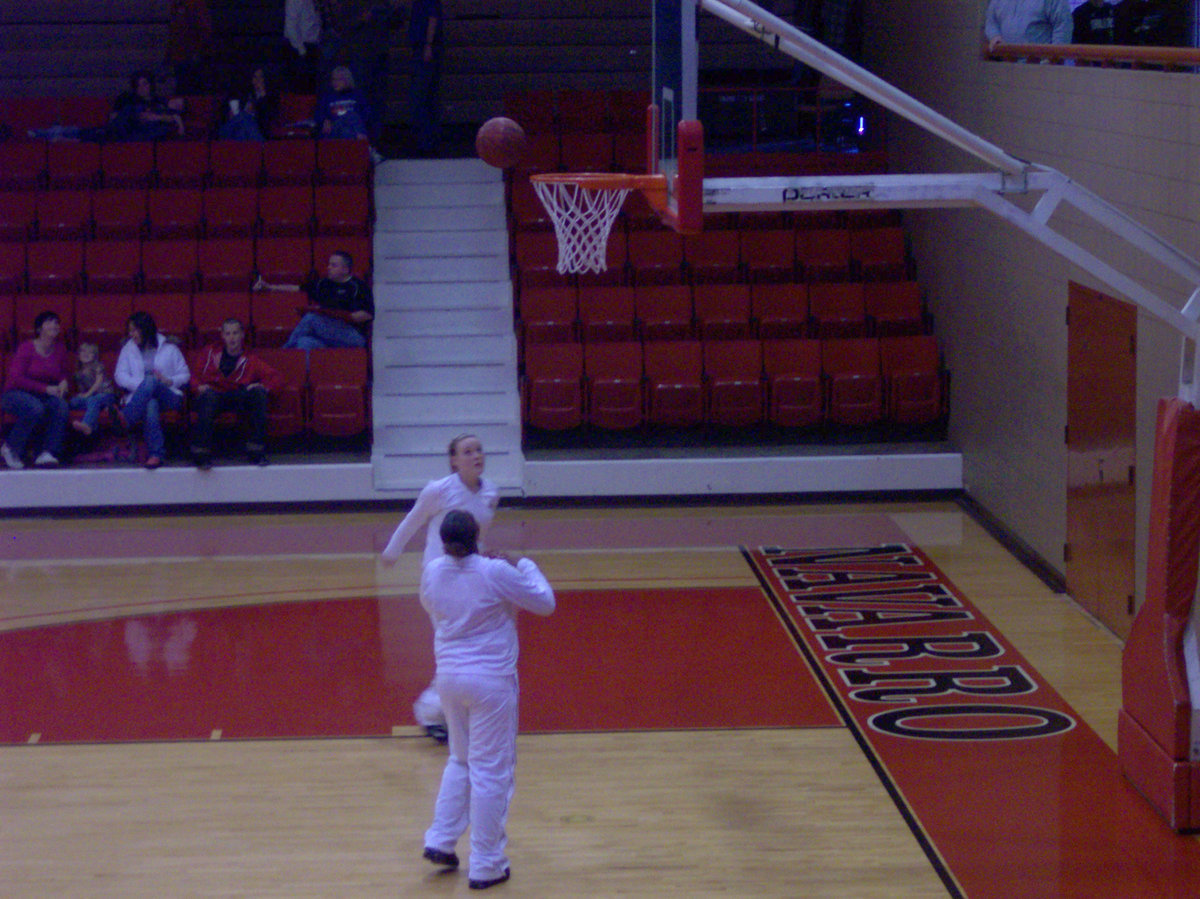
[{"xmin": 985, "ymin": 0, "xmax": 1073, "ymax": 51}]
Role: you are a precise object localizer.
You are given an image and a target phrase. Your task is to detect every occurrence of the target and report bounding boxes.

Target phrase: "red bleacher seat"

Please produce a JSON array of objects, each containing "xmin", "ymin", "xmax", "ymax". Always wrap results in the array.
[
  {"xmin": 316, "ymin": 139, "xmax": 370, "ymax": 185},
  {"xmin": 192, "ymin": 291, "xmax": 252, "ymax": 346},
  {"xmin": 509, "ymin": 178, "xmax": 551, "ymax": 231},
  {"xmin": 502, "ymin": 90, "xmax": 558, "ymax": 135},
  {"xmin": 0, "ymin": 294, "xmax": 13, "ymax": 350},
  {"xmin": 75, "ymin": 293, "xmax": 134, "ymax": 352},
  {"xmin": 254, "ymin": 347, "xmax": 307, "ymax": 436},
  {"xmin": 742, "ymin": 229, "xmax": 797, "ymax": 283},
  {"xmin": 0, "ymin": 243, "xmax": 26, "ymax": 293},
  {"xmin": 209, "ymin": 141, "xmax": 263, "ymax": 188},
  {"xmin": 519, "ymin": 286, "xmax": 577, "ymax": 344},
  {"xmin": 693, "ymin": 284, "xmax": 752, "ymax": 340},
  {"xmin": 91, "ymin": 189, "xmax": 148, "ymax": 240},
  {"xmin": 27, "ymin": 242, "xmax": 84, "ymax": 294},
  {"xmin": 142, "ymin": 239, "xmax": 199, "ymax": 293},
  {"xmin": 751, "ymin": 283, "xmax": 809, "ymax": 339},
  {"xmin": 809, "ymin": 282, "xmax": 867, "ymax": 338},
  {"xmin": 523, "ymin": 342, "xmax": 583, "ymax": 431},
  {"xmin": 822, "ymin": 337, "xmax": 882, "ymax": 425},
  {"xmin": 560, "ymin": 132, "xmax": 614, "ymax": 171},
  {"xmin": 147, "ymin": 188, "xmax": 205, "ymax": 239},
  {"xmin": 45, "ymin": 142, "xmax": 101, "ymax": 190},
  {"xmin": 763, "ymin": 338, "xmax": 823, "ymax": 427},
  {"xmin": 203, "ymin": 187, "xmax": 259, "ymax": 238},
  {"xmin": 704, "ymin": 339, "xmax": 764, "ymax": 426},
  {"xmin": 865, "ymin": 281, "xmax": 925, "ymax": 336},
  {"xmin": 250, "ymin": 291, "xmax": 302, "ymax": 348},
  {"xmin": 0, "ymin": 192, "xmax": 37, "ymax": 242},
  {"xmin": 180, "ymin": 95, "xmax": 218, "ymax": 136},
  {"xmin": 259, "ymin": 185, "xmax": 314, "ymax": 237},
  {"xmin": 797, "ymin": 228, "xmax": 852, "ymax": 282},
  {"xmin": 308, "ymin": 346, "xmax": 369, "ymax": 436},
  {"xmin": 262, "ymin": 140, "xmax": 316, "ymax": 186},
  {"xmin": 684, "ymin": 229, "xmax": 741, "ymax": 284},
  {"xmin": 100, "ymin": 141, "xmax": 156, "ymax": 189},
  {"xmin": 34, "ymin": 190, "xmax": 92, "ymax": 241},
  {"xmin": 612, "ymin": 130, "xmax": 646, "ymax": 174},
  {"xmin": 513, "ymin": 230, "xmax": 561, "ymax": 290},
  {"xmin": 84, "ymin": 240, "xmax": 142, "ymax": 293},
  {"xmin": 627, "ymin": 229, "xmax": 683, "ymax": 286},
  {"xmin": 155, "ymin": 141, "xmax": 209, "ymax": 188},
  {"xmin": 609, "ymin": 89, "xmax": 650, "ymax": 132},
  {"xmin": 313, "ymin": 184, "xmax": 369, "ymax": 236},
  {"xmin": 634, "ymin": 285, "xmax": 693, "ymax": 341},
  {"xmin": 256, "ymin": 236, "xmax": 313, "ymax": 285},
  {"xmin": 880, "ymin": 334, "xmax": 944, "ymax": 424},
  {"xmin": 578, "ymin": 286, "xmax": 636, "ymax": 342},
  {"xmin": 584, "ymin": 341, "xmax": 643, "ymax": 430},
  {"xmin": 0, "ymin": 143, "xmax": 46, "ymax": 190},
  {"xmin": 851, "ymin": 226, "xmax": 908, "ymax": 280},
  {"xmin": 514, "ymin": 133, "xmax": 561, "ymax": 176},
  {"xmin": 556, "ymin": 89, "xmax": 611, "ymax": 133},
  {"xmin": 643, "ymin": 340, "xmax": 703, "ymax": 427},
  {"xmin": 273, "ymin": 93, "xmax": 317, "ymax": 139},
  {"xmin": 198, "ymin": 238, "xmax": 256, "ymax": 291}
]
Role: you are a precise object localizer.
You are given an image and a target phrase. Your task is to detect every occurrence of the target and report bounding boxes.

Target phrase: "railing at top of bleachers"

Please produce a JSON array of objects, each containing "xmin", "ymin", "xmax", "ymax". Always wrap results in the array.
[{"xmin": 985, "ymin": 41, "xmax": 1200, "ymax": 70}]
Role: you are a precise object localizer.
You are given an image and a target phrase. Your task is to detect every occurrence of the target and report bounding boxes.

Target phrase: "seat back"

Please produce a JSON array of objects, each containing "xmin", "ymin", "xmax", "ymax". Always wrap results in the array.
[
  {"xmin": 809, "ymin": 281, "xmax": 866, "ymax": 338},
  {"xmin": 634, "ymin": 285, "xmax": 693, "ymax": 340},
  {"xmin": 84, "ymin": 240, "xmax": 142, "ymax": 293},
  {"xmin": 751, "ymin": 283, "xmax": 809, "ymax": 339},
  {"xmin": 692, "ymin": 283, "xmax": 752, "ymax": 339},
  {"xmin": 578, "ymin": 286, "xmax": 636, "ymax": 342},
  {"xmin": 91, "ymin": 189, "xmax": 148, "ymax": 240},
  {"xmin": 147, "ymin": 188, "xmax": 204, "ymax": 239},
  {"xmin": 209, "ymin": 141, "xmax": 264, "ymax": 188},
  {"xmin": 519, "ymin": 287, "xmax": 577, "ymax": 344},
  {"xmin": 155, "ymin": 141, "xmax": 210, "ymax": 188}
]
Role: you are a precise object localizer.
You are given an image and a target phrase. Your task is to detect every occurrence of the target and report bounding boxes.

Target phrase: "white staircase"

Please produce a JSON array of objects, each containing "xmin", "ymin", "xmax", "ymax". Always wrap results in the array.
[{"xmin": 370, "ymin": 159, "xmax": 524, "ymax": 493}]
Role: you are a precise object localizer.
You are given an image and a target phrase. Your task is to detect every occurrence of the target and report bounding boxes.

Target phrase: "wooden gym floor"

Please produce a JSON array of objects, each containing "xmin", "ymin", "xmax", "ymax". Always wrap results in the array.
[{"xmin": 2, "ymin": 499, "xmax": 1199, "ymax": 897}]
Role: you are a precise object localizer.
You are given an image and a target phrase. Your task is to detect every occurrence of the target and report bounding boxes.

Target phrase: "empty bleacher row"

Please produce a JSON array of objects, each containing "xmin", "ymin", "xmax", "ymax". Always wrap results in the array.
[{"xmin": 522, "ymin": 336, "xmax": 946, "ymax": 431}]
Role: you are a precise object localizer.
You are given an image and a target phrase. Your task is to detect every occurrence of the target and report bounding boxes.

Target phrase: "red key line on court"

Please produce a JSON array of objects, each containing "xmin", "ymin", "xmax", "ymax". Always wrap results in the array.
[{"xmin": 744, "ymin": 543, "xmax": 1200, "ymax": 899}]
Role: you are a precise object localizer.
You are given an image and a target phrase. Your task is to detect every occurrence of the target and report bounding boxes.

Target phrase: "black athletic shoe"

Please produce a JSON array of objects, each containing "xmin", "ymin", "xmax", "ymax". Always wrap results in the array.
[
  {"xmin": 193, "ymin": 454, "xmax": 212, "ymax": 471},
  {"xmin": 469, "ymin": 868, "xmax": 510, "ymax": 890},
  {"xmin": 248, "ymin": 452, "xmax": 268, "ymax": 467},
  {"xmin": 423, "ymin": 847, "xmax": 459, "ymax": 869},
  {"xmin": 424, "ymin": 724, "xmax": 449, "ymax": 744}
]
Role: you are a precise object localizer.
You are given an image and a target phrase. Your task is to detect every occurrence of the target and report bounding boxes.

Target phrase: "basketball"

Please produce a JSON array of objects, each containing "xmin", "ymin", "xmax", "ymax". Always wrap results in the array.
[{"xmin": 476, "ymin": 117, "xmax": 527, "ymax": 169}]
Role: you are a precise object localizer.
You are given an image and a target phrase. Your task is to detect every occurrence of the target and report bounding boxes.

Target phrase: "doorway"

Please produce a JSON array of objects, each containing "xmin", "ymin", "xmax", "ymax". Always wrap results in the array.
[{"xmin": 1066, "ymin": 282, "xmax": 1137, "ymax": 637}]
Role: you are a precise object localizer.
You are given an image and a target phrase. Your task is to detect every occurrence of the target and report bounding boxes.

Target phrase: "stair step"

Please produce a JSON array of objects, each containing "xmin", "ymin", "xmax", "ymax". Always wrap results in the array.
[
  {"xmin": 375, "ymin": 306, "xmax": 512, "ymax": 337},
  {"xmin": 374, "ymin": 254, "xmax": 509, "ymax": 284},
  {"xmin": 375, "ymin": 358, "xmax": 514, "ymax": 391},
  {"xmin": 375, "ymin": 202, "xmax": 507, "ymax": 233},
  {"xmin": 373, "ymin": 421, "xmax": 522, "ymax": 454},
  {"xmin": 375, "ymin": 280, "xmax": 511, "ymax": 312},
  {"xmin": 379, "ymin": 229, "xmax": 509, "ymax": 259},
  {"xmin": 376, "ymin": 158, "xmax": 497, "ymax": 185}
]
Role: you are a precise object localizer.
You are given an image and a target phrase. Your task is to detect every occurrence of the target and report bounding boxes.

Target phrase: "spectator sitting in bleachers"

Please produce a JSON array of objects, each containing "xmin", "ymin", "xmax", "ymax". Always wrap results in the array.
[
  {"xmin": 313, "ymin": 65, "xmax": 373, "ymax": 140},
  {"xmin": 110, "ymin": 70, "xmax": 186, "ymax": 141},
  {"xmin": 218, "ymin": 67, "xmax": 281, "ymax": 141},
  {"xmin": 255, "ymin": 250, "xmax": 374, "ymax": 351},
  {"xmin": 189, "ymin": 319, "xmax": 282, "ymax": 469},
  {"xmin": 69, "ymin": 342, "xmax": 119, "ymax": 438},
  {"xmin": 1, "ymin": 310, "xmax": 71, "ymax": 469},
  {"xmin": 115, "ymin": 311, "xmax": 190, "ymax": 470}
]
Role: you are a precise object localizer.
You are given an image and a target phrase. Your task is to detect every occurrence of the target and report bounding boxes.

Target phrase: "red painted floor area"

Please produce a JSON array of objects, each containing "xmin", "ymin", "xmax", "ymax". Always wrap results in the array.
[
  {"xmin": 0, "ymin": 586, "xmax": 836, "ymax": 744},
  {"xmin": 748, "ymin": 543, "xmax": 1200, "ymax": 898}
]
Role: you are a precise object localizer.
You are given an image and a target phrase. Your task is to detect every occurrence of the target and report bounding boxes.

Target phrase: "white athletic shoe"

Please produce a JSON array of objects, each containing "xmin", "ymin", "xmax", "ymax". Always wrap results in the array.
[
  {"xmin": 1, "ymin": 443, "xmax": 23, "ymax": 469},
  {"xmin": 34, "ymin": 451, "xmax": 59, "ymax": 467}
]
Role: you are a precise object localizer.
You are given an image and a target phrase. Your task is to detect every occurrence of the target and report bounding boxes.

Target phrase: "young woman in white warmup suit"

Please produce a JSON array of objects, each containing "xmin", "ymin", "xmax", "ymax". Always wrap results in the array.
[
  {"xmin": 419, "ymin": 510, "xmax": 555, "ymax": 890},
  {"xmin": 380, "ymin": 434, "xmax": 500, "ymax": 741}
]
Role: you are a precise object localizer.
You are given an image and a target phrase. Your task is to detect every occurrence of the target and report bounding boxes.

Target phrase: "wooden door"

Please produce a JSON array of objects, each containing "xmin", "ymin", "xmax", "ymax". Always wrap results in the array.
[{"xmin": 1066, "ymin": 282, "xmax": 1136, "ymax": 637}]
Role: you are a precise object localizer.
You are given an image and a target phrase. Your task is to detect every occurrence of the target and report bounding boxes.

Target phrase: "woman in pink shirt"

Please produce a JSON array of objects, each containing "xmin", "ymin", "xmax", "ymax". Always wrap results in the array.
[{"xmin": 1, "ymin": 310, "xmax": 72, "ymax": 468}]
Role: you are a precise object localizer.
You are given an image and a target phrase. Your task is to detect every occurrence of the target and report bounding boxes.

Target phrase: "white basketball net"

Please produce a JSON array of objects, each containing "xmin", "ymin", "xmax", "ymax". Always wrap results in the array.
[{"xmin": 531, "ymin": 179, "xmax": 631, "ymax": 274}]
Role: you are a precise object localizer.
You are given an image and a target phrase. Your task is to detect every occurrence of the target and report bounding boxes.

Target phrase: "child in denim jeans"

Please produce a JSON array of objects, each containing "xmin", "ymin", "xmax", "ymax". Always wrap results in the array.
[{"xmin": 69, "ymin": 343, "xmax": 119, "ymax": 436}]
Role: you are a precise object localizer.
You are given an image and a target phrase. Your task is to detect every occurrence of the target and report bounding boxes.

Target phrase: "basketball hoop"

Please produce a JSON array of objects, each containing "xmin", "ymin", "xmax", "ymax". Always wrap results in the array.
[{"xmin": 530, "ymin": 173, "xmax": 668, "ymax": 274}]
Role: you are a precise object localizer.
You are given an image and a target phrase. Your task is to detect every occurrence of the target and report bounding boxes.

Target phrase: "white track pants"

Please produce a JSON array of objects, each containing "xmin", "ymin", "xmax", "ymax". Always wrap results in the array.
[{"xmin": 423, "ymin": 672, "xmax": 518, "ymax": 882}]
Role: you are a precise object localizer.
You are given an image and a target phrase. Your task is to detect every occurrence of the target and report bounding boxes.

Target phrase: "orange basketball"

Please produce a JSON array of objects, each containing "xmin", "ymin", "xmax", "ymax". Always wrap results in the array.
[{"xmin": 476, "ymin": 117, "xmax": 527, "ymax": 169}]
